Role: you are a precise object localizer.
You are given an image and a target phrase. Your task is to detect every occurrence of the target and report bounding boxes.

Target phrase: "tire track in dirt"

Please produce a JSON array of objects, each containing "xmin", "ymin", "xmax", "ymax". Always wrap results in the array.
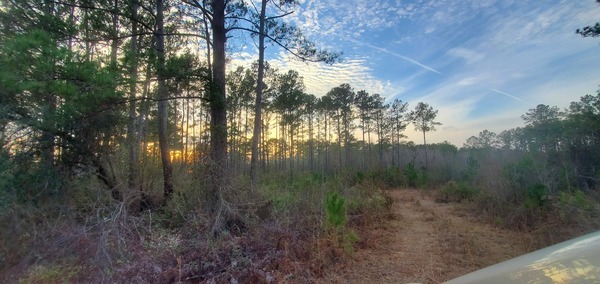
[{"xmin": 321, "ymin": 188, "xmax": 528, "ymax": 283}]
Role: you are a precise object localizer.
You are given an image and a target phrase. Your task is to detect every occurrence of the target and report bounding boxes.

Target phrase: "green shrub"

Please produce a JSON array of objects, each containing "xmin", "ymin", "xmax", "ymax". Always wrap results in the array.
[
  {"xmin": 346, "ymin": 184, "xmax": 393, "ymax": 218},
  {"xmin": 354, "ymin": 170, "xmax": 366, "ymax": 184},
  {"xmin": 404, "ymin": 163, "xmax": 418, "ymax": 187},
  {"xmin": 261, "ymin": 173, "xmax": 326, "ymax": 214},
  {"xmin": 383, "ymin": 167, "xmax": 405, "ymax": 187},
  {"xmin": 462, "ymin": 156, "xmax": 479, "ymax": 182},
  {"xmin": 557, "ymin": 190, "xmax": 596, "ymax": 221},
  {"xmin": 325, "ymin": 192, "xmax": 346, "ymax": 229},
  {"xmin": 323, "ymin": 191, "xmax": 364, "ymax": 255},
  {"xmin": 503, "ymin": 155, "xmax": 539, "ymax": 191},
  {"xmin": 524, "ymin": 183, "xmax": 548, "ymax": 208},
  {"xmin": 440, "ymin": 180, "xmax": 480, "ymax": 202}
]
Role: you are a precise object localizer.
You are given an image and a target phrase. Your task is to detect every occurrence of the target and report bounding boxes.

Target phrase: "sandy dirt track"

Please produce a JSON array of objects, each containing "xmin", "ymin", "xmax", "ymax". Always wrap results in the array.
[{"xmin": 320, "ymin": 188, "xmax": 528, "ymax": 283}]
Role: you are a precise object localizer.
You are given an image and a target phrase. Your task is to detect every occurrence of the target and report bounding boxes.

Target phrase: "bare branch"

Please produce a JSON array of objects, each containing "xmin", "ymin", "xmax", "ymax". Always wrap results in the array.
[
  {"xmin": 225, "ymin": 15, "xmax": 259, "ymax": 30},
  {"xmin": 266, "ymin": 10, "xmax": 294, "ymax": 20},
  {"xmin": 227, "ymin": 26, "xmax": 339, "ymax": 63}
]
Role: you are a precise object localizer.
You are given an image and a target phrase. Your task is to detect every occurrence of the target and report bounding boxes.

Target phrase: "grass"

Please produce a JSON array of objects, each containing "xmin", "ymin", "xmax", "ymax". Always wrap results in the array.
[
  {"xmin": 4, "ymin": 155, "xmax": 599, "ymax": 283},
  {"xmin": 0, "ymin": 168, "xmax": 395, "ymax": 283},
  {"xmin": 19, "ymin": 264, "xmax": 81, "ymax": 284}
]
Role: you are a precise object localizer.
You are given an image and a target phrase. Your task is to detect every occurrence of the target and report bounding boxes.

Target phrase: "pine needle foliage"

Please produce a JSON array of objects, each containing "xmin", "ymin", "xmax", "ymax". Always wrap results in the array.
[{"xmin": 325, "ymin": 192, "xmax": 346, "ymax": 229}]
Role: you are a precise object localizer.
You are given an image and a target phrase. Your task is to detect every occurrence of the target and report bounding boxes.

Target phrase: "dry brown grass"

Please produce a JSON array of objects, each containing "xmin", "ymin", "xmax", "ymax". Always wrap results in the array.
[{"xmin": 319, "ymin": 188, "xmax": 530, "ymax": 284}]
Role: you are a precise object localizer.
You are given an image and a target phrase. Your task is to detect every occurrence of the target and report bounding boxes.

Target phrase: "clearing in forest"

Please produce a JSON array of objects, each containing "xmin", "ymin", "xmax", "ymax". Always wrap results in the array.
[{"xmin": 321, "ymin": 188, "xmax": 531, "ymax": 283}]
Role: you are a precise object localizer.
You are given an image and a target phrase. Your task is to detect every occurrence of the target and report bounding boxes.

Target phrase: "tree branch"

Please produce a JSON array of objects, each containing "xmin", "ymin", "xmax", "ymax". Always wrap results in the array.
[
  {"xmin": 266, "ymin": 10, "xmax": 294, "ymax": 21},
  {"xmin": 227, "ymin": 26, "xmax": 338, "ymax": 63},
  {"xmin": 47, "ymin": 0, "xmax": 155, "ymax": 32},
  {"xmin": 181, "ymin": 0, "xmax": 213, "ymax": 22},
  {"xmin": 68, "ymin": 31, "xmax": 207, "ymax": 44},
  {"xmin": 225, "ymin": 15, "xmax": 259, "ymax": 30}
]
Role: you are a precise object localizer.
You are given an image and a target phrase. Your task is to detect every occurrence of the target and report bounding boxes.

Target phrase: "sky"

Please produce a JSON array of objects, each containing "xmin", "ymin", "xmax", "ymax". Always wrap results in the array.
[{"xmin": 232, "ymin": 0, "xmax": 600, "ymax": 146}]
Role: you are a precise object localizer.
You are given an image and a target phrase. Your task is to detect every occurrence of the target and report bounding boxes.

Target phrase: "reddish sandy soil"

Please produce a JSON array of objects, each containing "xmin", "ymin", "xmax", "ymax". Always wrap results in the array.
[{"xmin": 320, "ymin": 188, "xmax": 530, "ymax": 284}]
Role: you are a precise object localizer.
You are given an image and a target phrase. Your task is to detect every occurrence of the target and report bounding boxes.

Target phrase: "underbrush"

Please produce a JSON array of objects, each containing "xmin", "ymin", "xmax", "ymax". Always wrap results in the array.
[
  {"xmin": 0, "ymin": 183, "xmax": 145, "ymax": 283},
  {"xmin": 257, "ymin": 172, "xmax": 393, "ymax": 275},
  {"xmin": 431, "ymin": 152, "xmax": 600, "ymax": 250},
  {"xmin": 0, "ymin": 169, "xmax": 393, "ymax": 283},
  {"xmin": 437, "ymin": 183, "xmax": 600, "ymax": 249},
  {"xmin": 437, "ymin": 180, "xmax": 480, "ymax": 203},
  {"xmin": 352, "ymin": 164, "xmax": 430, "ymax": 189}
]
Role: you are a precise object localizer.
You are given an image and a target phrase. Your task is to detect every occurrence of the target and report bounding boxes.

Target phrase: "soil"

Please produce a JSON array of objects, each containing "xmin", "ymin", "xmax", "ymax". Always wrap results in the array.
[{"xmin": 320, "ymin": 188, "xmax": 530, "ymax": 283}]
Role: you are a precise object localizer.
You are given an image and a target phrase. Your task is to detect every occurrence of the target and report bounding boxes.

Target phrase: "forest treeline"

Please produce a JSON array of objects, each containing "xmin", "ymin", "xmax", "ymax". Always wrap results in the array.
[
  {"xmin": 1, "ymin": 0, "xmax": 600, "ymax": 281},
  {"xmin": 0, "ymin": 0, "xmax": 442, "ymax": 219}
]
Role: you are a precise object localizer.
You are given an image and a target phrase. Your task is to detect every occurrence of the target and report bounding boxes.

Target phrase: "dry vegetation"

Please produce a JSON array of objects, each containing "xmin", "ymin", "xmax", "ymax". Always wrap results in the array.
[
  {"xmin": 0, "ymin": 169, "xmax": 395, "ymax": 283},
  {"xmin": 3, "ymin": 147, "xmax": 600, "ymax": 284},
  {"xmin": 2, "ymin": 0, "xmax": 600, "ymax": 283},
  {"xmin": 1, "ymin": 163, "xmax": 599, "ymax": 283},
  {"xmin": 321, "ymin": 189, "xmax": 526, "ymax": 283},
  {"xmin": 321, "ymin": 187, "xmax": 600, "ymax": 283}
]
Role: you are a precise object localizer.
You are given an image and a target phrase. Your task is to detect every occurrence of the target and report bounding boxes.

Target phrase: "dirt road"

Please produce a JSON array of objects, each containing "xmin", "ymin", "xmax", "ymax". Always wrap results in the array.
[{"xmin": 321, "ymin": 188, "xmax": 529, "ymax": 283}]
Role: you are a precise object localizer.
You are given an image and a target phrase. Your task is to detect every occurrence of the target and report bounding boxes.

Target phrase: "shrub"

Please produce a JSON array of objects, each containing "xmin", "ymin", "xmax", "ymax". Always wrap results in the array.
[
  {"xmin": 439, "ymin": 180, "xmax": 480, "ymax": 202},
  {"xmin": 503, "ymin": 155, "xmax": 539, "ymax": 192},
  {"xmin": 340, "ymin": 229, "xmax": 359, "ymax": 255},
  {"xmin": 322, "ymin": 191, "xmax": 364, "ymax": 255},
  {"xmin": 383, "ymin": 167, "xmax": 406, "ymax": 187},
  {"xmin": 557, "ymin": 190, "xmax": 597, "ymax": 221},
  {"xmin": 524, "ymin": 183, "xmax": 548, "ymax": 208},
  {"xmin": 325, "ymin": 192, "xmax": 346, "ymax": 229},
  {"xmin": 404, "ymin": 163, "xmax": 418, "ymax": 187},
  {"xmin": 462, "ymin": 156, "xmax": 479, "ymax": 182}
]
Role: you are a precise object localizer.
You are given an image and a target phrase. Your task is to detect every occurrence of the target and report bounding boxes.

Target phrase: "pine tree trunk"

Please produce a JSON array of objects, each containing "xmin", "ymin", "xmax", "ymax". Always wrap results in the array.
[
  {"xmin": 423, "ymin": 129, "xmax": 428, "ymax": 169},
  {"xmin": 309, "ymin": 115, "xmax": 314, "ymax": 171},
  {"xmin": 209, "ymin": 0, "xmax": 228, "ymax": 231},
  {"xmin": 250, "ymin": 0, "xmax": 267, "ymax": 185},
  {"xmin": 110, "ymin": 0, "xmax": 119, "ymax": 70},
  {"xmin": 155, "ymin": 0, "xmax": 174, "ymax": 201},
  {"xmin": 127, "ymin": 0, "xmax": 139, "ymax": 209}
]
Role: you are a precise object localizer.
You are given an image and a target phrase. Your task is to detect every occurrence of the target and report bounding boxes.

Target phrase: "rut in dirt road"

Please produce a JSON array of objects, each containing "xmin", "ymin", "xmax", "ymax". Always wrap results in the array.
[{"xmin": 321, "ymin": 188, "xmax": 528, "ymax": 284}]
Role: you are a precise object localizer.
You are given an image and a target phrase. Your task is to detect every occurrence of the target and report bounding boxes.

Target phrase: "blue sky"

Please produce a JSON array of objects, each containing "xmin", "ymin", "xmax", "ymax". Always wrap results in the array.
[{"xmin": 233, "ymin": 0, "xmax": 600, "ymax": 145}]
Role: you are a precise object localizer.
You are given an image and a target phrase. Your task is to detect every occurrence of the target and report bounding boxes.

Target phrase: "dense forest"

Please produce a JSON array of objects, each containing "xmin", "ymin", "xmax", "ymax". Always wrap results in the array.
[{"xmin": 1, "ymin": 0, "xmax": 600, "ymax": 282}]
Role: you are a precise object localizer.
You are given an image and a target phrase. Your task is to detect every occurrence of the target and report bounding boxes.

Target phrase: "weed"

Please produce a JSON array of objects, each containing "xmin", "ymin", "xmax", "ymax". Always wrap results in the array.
[
  {"xmin": 494, "ymin": 216, "xmax": 504, "ymax": 227},
  {"xmin": 340, "ymin": 229, "xmax": 359, "ymax": 255},
  {"xmin": 19, "ymin": 264, "xmax": 81, "ymax": 283}
]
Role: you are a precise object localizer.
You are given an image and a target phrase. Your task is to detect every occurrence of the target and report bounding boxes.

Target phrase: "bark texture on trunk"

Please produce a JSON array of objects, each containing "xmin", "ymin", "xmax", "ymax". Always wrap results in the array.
[
  {"xmin": 250, "ymin": 0, "xmax": 267, "ymax": 185},
  {"xmin": 208, "ymin": 0, "xmax": 228, "ymax": 231},
  {"xmin": 155, "ymin": 0, "xmax": 174, "ymax": 201}
]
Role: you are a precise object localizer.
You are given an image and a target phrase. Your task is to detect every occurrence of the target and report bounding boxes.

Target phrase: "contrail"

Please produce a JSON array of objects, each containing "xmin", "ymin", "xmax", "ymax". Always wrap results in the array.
[
  {"xmin": 489, "ymin": 88, "xmax": 532, "ymax": 106},
  {"xmin": 346, "ymin": 38, "xmax": 442, "ymax": 74},
  {"xmin": 344, "ymin": 38, "xmax": 533, "ymax": 109}
]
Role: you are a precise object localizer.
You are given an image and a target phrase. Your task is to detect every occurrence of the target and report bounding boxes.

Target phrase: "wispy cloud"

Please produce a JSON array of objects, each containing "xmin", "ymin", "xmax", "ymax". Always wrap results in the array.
[
  {"xmin": 271, "ymin": 52, "xmax": 398, "ymax": 97},
  {"xmin": 237, "ymin": 0, "xmax": 600, "ymax": 145},
  {"xmin": 287, "ymin": 0, "xmax": 401, "ymax": 38},
  {"xmin": 457, "ymin": 77, "xmax": 478, "ymax": 86},
  {"xmin": 447, "ymin": 48, "xmax": 485, "ymax": 65}
]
